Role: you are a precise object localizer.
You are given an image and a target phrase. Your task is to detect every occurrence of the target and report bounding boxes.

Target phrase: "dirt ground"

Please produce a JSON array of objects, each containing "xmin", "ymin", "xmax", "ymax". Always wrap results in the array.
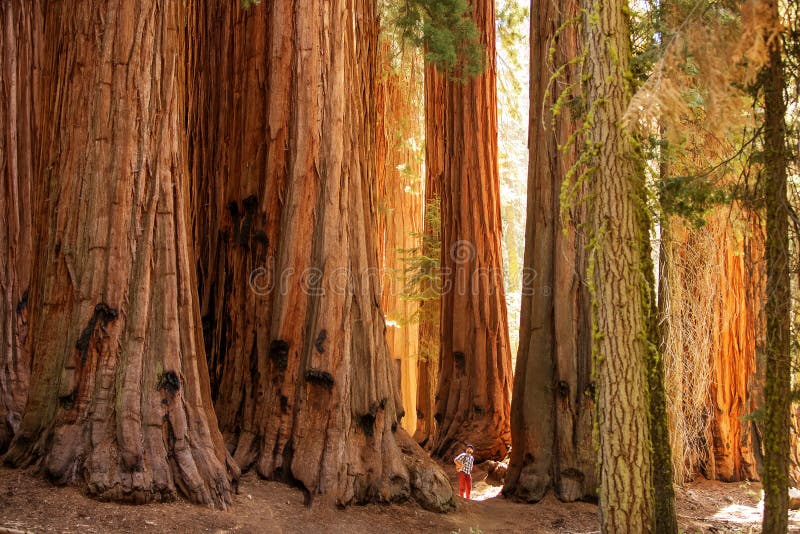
[{"xmin": 1, "ymin": 465, "xmax": 799, "ymax": 533}]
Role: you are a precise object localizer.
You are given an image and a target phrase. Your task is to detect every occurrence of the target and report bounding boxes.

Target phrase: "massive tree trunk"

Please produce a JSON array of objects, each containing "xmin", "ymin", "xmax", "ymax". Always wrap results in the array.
[
  {"xmin": 0, "ymin": 0, "xmax": 39, "ymax": 452},
  {"xmin": 376, "ymin": 44, "xmax": 424, "ymax": 434},
  {"xmin": 761, "ymin": 0, "xmax": 790, "ymax": 529},
  {"xmin": 431, "ymin": 0, "xmax": 513, "ymax": 463},
  {"xmin": 583, "ymin": 0, "xmax": 654, "ymax": 531},
  {"xmin": 189, "ymin": 0, "xmax": 453, "ymax": 510},
  {"xmin": 3, "ymin": 0, "xmax": 235, "ymax": 507},
  {"xmin": 503, "ymin": 0, "xmax": 595, "ymax": 504},
  {"xmin": 188, "ymin": 0, "xmax": 289, "ymax": 441}
]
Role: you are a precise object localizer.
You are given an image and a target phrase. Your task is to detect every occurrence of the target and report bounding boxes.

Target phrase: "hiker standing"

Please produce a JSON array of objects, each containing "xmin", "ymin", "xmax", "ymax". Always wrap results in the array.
[{"xmin": 454, "ymin": 445, "xmax": 475, "ymax": 499}]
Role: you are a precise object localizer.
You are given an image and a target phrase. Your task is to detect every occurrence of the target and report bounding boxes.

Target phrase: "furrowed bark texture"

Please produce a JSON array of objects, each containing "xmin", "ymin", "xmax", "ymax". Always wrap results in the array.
[
  {"xmin": 583, "ymin": 0, "xmax": 654, "ymax": 531},
  {"xmin": 761, "ymin": 0, "xmax": 790, "ymax": 529},
  {"xmin": 188, "ymin": 0, "xmax": 289, "ymax": 451},
  {"xmin": 414, "ymin": 64, "xmax": 444, "ymax": 448},
  {"xmin": 189, "ymin": 0, "xmax": 453, "ymax": 510},
  {"xmin": 0, "ymin": 0, "xmax": 39, "ymax": 452},
  {"xmin": 662, "ymin": 213, "xmax": 763, "ymax": 483},
  {"xmin": 376, "ymin": 44, "xmax": 423, "ymax": 434},
  {"xmin": 503, "ymin": 0, "xmax": 595, "ymax": 504},
  {"xmin": 3, "ymin": 0, "xmax": 234, "ymax": 507},
  {"xmin": 708, "ymin": 218, "xmax": 762, "ymax": 482},
  {"xmin": 432, "ymin": 0, "xmax": 513, "ymax": 462}
]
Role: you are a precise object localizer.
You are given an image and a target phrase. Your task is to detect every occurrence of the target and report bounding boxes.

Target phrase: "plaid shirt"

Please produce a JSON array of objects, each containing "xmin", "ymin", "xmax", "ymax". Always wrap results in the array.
[{"xmin": 455, "ymin": 452, "xmax": 474, "ymax": 475}]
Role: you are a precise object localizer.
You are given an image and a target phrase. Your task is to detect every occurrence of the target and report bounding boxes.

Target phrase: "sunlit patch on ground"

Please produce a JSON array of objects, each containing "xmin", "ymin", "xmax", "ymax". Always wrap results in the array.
[
  {"xmin": 711, "ymin": 502, "xmax": 764, "ymax": 524},
  {"xmin": 469, "ymin": 481, "xmax": 503, "ymax": 501},
  {"xmin": 678, "ymin": 481, "xmax": 800, "ymax": 531}
]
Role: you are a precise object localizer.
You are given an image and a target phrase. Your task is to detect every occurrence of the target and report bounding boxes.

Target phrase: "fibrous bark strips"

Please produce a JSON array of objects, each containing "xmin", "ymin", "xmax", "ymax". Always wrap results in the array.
[
  {"xmin": 0, "ymin": 0, "xmax": 38, "ymax": 453},
  {"xmin": 189, "ymin": 0, "xmax": 453, "ymax": 510},
  {"xmin": 4, "ymin": 0, "xmax": 235, "ymax": 507},
  {"xmin": 429, "ymin": 0, "xmax": 514, "ymax": 463}
]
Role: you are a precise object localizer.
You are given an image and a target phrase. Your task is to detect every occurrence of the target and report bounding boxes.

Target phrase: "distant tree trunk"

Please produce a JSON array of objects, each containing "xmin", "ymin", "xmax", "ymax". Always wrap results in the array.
[
  {"xmin": 761, "ymin": 0, "xmax": 790, "ymax": 529},
  {"xmin": 3, "ymin": 0, "xmax": 235, "ymax": 507},
  {"xmin": 583, "ymin": 0, "xmax": 654, "ymax": 531},
  {"xmin": 503, "ymin": 0, "xmax": 595, "ymax": 504},
  {"xmin": 189, "ymin": 0, "xmax": 453, "ymax": 510},
  {"xmin": 431, "ymin": 0, "xmax": 513, "ymax": 463},
  {"xmin": 376, "ymin": 44, "xmax": 423, "ymax": 434},
  {"xmin": 0, "ymin": 0, "xmax": 39, "ymax": 453},
  {"xmin": 414, "ymin": 64, "xmax": 444, "ymax": 448}
]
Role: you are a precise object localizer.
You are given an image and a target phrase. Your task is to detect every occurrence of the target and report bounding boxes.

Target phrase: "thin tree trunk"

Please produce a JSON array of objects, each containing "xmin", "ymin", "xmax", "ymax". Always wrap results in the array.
[
  {"xmin": 189, "ymin": 0, "xmax": 454, "ymax": 510},
  {"xmin": 650, "ymin": 126, "xmax": 677, "ymax": 533},
  {"xmin": 645, "ymin": 203, "xmax": 677, "ymax": 534},
  {"xmin": 761, "ymin": 0, "xmax": 790, "ymax": 529},
  {"xmin": 432, "ymin": 0, "xmax": 513, "ymax": 463},
  {"xmin": 504, "ymin": 0, "xmax": 595, "ymax": 504},
  {"xmin": 583, "ymin": 0, "xmax": 654, "ymax": 531},
  {"xmin": 3, "ymin": 0, "xmax": 235, "ymax": 507},
  {"xmin": 0, "ymin": 0, "xmax": 39, "ymax": 453}
]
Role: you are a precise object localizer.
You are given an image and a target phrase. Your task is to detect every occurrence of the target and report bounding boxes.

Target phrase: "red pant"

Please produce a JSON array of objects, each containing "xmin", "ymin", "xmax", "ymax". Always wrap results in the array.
[{"xmin": 458, "ymin": 471, "xmax": 472, "ymax": 499}]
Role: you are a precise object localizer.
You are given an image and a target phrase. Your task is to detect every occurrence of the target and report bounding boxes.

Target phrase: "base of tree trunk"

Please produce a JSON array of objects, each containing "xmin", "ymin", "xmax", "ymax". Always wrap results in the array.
[
  {"xmin": 4, "ymin": 399, "xmax": 239, "ymax": 508},
  {"xmin": 395, "ymin": 430, "xmax": 456, "ymax": 512}
]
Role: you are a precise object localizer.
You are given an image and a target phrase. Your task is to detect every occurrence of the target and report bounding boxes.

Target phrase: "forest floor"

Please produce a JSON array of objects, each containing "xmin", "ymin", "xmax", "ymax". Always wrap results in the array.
[{"xmin": 1, "ymin": 464, "xmax": 799, "ymax": 533}]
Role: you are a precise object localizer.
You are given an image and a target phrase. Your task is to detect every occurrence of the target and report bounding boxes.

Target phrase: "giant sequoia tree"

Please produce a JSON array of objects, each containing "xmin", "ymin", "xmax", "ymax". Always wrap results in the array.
[
  {"xmin": 189, "ymin": 0, "xmax": 453, "ymax": 510},
  {"xmin": 3, "ymin": 0, "xmax": 235, "ymax": 506},
  {"xmin": 503, "ymin": 0, "xmax": 595, "ymax": 504},
  {"xmin": 430, "ymin": 0, "xmax": 513, "ymax": 462},
  {"xmin": 0, "ymin": 0, "xmax": 38, "ymax": 452}
]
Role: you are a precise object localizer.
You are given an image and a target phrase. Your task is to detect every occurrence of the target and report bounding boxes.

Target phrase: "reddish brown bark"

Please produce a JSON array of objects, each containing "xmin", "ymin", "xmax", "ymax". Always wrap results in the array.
[
  {"xmin": 664, "ymin": 214, "xmax": 763, "ymax": 483},
  {"xmin": 0, "ymin": 0, "xmax": 39, "ymax": 452},
  {"xmin": 430, "ymin": 0, "xmax": 513, "ymax": 463},
  {"xmin": 503, "ymin": 0, "xmax": 595, "ymax": 503},
  {"xmin": 189, "ymin": 1, "xmax": 453, "ymax": 510},
  {"xmin": 707, "ymin": 218, "xmax": 762, "ymax": 482},
  {"xmin": 414, "ymin": 63, "xmax": 445, "ymax": 448},
  {"xmin": 3, "ymin": 0, "xmax": 235, "ymax": 507},
  {"xmin": 187, "ymin": 0, "xmax": 288, "ymax": 448}
]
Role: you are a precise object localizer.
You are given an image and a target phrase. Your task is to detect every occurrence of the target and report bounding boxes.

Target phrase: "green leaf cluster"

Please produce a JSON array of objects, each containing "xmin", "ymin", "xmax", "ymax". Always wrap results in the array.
[
  {"xmin": 398, "ymin": 198, "xmax": 442, "ymax": 305},
  {"xmin": 388, "ymin": 0, "xmax": 485, "ymax": 79},
  {"xmin": 657, "ymin": 174, "xmax": 731, "ymax": 228}
]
